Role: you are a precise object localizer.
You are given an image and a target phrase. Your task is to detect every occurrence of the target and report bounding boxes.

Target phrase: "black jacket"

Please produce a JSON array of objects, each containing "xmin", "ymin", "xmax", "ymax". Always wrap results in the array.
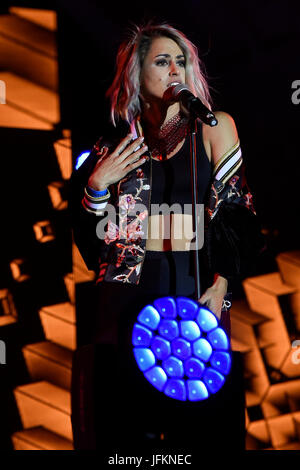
[{"xmin": 69, "ymin": 121, "xmax": 264, "ymax": 289}]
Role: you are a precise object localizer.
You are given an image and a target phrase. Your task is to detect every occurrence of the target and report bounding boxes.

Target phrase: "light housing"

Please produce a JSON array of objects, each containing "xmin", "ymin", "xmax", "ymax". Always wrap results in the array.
[{"xmin": 132, "ymin": 296, "xmax": 231, "ymax": 401}]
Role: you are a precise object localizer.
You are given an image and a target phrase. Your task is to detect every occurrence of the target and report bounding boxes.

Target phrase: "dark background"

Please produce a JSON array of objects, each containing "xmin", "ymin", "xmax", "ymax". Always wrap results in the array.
[
  {"xmin": 0, "ymin": 0, "xmax": 299, "ymax": 451},
  {"xmin": 56, "ymin": 0, "xmax": 300, "ymax": 261},
  {"xmin": 1, "ymin": 0, "xmax": 299, "ymax": 255}
]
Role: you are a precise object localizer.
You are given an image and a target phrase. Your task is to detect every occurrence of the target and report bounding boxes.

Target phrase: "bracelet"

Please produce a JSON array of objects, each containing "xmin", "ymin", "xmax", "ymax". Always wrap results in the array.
[
  {"xmin": 82, "ymin": 198, "xmax": 108, "ymax": 215},
  {"xmin": 86, "ymin": 185, "xmax": 108, "ymax": 198},
  {"xmin": 222, "ymin": 299, "xmax": 232, "ymax": 310},
  {"xmin": 84, "ymin": 186, "xmax": 110, "ymax": 201}
]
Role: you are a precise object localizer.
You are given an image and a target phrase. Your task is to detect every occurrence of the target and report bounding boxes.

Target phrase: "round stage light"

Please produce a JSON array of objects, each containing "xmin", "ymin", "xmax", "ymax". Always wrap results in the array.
[{"xmin": 132, "ymin": 296, "xmax": 231, "ymax": 401}]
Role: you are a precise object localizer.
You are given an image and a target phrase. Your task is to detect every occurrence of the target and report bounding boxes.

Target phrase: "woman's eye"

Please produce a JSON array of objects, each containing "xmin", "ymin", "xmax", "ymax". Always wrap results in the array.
[
  {"xmin": 154, "ymin": 59, "xmax": 185, "ymax": 68},
  {"xmin": 155, "ymin": 59, "xmax": 168, "ymax": 66}
]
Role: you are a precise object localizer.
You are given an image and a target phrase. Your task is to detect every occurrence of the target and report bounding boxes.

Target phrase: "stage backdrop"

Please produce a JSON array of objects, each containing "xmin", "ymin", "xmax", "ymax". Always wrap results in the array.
[{"xmin": 0, "ymin": 0, "xmax": 299, "ymax": 452}]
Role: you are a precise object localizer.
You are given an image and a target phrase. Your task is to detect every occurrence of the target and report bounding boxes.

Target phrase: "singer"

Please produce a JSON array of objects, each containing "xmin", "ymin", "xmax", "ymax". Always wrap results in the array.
[{"xmin": 69, "ymin": 22, "xmax": 263, "ymax": 451}]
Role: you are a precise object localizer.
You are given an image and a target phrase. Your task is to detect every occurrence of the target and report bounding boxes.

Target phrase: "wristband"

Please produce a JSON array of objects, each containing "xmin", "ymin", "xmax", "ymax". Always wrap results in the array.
[
  {"xmin": 82, "ymin": 198, "xmax": 108, "ymax": 215},
  {"xmin": 84, "ymin": 186, "xmax": 110, "ymax": 201},
  {"xmin": 86, "ymin": 185, "xmax": 108, "ymax": 198}
]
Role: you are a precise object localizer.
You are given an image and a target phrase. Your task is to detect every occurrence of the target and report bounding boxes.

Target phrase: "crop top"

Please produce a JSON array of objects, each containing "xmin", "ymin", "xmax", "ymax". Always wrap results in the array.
[{"xmin": 149, "ymin": 122, "xmax": 212, "ymax": 215}]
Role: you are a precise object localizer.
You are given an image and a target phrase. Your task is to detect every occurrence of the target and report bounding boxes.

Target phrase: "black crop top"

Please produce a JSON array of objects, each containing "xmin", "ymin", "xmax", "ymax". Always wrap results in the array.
[{"xmin": 150, "ymin": 123, "xmax": 212, "ymax": 215}]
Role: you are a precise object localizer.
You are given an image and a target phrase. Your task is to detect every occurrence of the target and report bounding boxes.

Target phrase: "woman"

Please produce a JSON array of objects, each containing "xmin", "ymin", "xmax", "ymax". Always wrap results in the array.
[{"xmin": 70, "ymin": 22, "xmax": 262, "ymax": 451}]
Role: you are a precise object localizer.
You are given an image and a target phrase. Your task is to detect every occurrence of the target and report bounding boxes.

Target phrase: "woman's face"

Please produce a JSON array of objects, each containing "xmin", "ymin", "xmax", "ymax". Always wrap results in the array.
[{"xmin": 140, "ymin": 36, "xmax": 186, "ymax": 102}]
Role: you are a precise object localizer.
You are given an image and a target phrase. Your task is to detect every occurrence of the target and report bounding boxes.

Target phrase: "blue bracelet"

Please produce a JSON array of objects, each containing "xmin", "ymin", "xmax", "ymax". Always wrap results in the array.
[{"xmin": 86, "ymin": 186, "xmax": 108, "ymax": 197}]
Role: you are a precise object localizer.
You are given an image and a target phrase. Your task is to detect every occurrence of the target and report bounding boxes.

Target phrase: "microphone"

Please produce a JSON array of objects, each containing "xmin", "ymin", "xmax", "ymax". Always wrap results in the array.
[{"xmin": 164, "ymin": 84, "xmax": 218, "ymax": 127}]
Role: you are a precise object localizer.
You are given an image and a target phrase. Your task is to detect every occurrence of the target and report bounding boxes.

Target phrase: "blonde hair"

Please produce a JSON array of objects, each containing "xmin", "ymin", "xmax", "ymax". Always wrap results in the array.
[{"xmin": 106, "ymin": 22, "xmax": 213, "ymax": 125}]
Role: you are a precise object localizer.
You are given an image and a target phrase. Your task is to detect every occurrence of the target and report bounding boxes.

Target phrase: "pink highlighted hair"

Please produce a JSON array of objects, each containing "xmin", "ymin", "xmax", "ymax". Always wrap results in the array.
[{"xmin": 106, "ymin": 22, "xmax": 213, "ymax": 125}]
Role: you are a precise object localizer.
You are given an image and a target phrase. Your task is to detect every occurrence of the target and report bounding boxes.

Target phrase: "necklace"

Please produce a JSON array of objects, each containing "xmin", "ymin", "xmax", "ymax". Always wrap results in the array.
[{"xmin": 146, "ymin": 112, "xmax": 190, "ymax": 161}]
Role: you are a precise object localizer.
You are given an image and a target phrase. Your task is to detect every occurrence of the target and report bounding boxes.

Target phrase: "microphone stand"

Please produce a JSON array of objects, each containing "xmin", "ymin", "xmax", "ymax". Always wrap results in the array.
[{"xmin": 189, "ymin": 117, "xmax": 201, "ymax": 301}]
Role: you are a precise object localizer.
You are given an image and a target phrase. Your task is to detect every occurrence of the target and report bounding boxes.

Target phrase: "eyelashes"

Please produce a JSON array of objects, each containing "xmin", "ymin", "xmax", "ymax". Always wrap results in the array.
[{"xmin": 155, "ymin": 59, "xmax": 186, "ymax": 68}]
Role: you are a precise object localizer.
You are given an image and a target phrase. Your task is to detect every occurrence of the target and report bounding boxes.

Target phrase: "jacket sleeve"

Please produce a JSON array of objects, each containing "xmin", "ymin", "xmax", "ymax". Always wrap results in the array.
[
  {"xmin": 68, "ymin": 138, "xmax": 113, "ymax": 273},
  {"xmin": 204, "ymin": 141, "xmax": 266, "ymax": 288}
]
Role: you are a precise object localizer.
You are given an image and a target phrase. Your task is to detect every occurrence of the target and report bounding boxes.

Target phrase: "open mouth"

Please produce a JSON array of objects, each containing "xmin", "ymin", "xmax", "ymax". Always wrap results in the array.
[{"xmin": 167, "ymin": 81, "xmax": 181, "ymax": 88}]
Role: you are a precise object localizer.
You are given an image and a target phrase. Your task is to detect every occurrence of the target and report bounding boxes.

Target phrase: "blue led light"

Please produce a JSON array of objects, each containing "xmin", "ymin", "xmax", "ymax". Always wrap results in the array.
[
  {"xmin": 145, "ymin": 366, "xmax": 167, "ymax": 392},
  {"xmin": 184, "ymin": 357, "xmax": 205, "ymax": 378},
  {"xmin": 196, "ymin": 307, "xmax": 218, "ymax": 332},
  {"xmin": 180, "ymin": 320, "xmax": 201, "ymax": 341},
  {"xmin": 153, "ymin": 297, "xmax": 177, "ymax": 318},
  {"xmin": 132, "ymin": 324, "xmax": 153, "ymax": 347},
  {"xmin": 163, "ymin": 356, "xmax": 184, "ymax": 378},
  {"xmin": 132, "ymin": 296, "xmax": 231, "ymax": 401},
  {"xmin": 172, "ymin": 337, "xmax": 192, "ymax": 360},
  {"xmin": 176, "ymin": 297, "xmax": 199, "ymax": 319},
  {"xmin": 151, "ymin": 336, "xmax": 171, "ymax": 360},
  {"xmin": 158, "ymin": 319, "xmax": 179, "ymax": 341},
  {"xmin": 202, "ymin": 368, "xmax": 225, "ymax": 394},
  {"xmin": 138, "ymin": 305, "xmax": 161, "ymax": 330},
  {"xmin": 210, "ymin": 351, "xmax": 231, "ymax": 375},
  {"xmin": 164, "ymin": 379, "xmax": 186, "ymax": 401},
  {"xmin": 207, "ymin": 328, "xmax": 229, "ymax": 350},
  {"xmin": 133, "ymin": 348, "xmax": 156, "ymax": 372},
  {"xmin": 187, "ymin": 380, "xmax": 209, "ymax": 401},
  {"xmin": 75, "ymin": 151, "xmax": 90, "ymax": 170},
  {"xmin": 193, "ymin": 338, "xmax": 213, "ymax": 362}
]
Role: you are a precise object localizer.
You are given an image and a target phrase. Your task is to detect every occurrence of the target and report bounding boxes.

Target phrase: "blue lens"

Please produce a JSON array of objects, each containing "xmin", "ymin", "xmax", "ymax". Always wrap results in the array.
[{"xmin": 133, "ymin": 297, "xmax": 231, "ymax": 401}]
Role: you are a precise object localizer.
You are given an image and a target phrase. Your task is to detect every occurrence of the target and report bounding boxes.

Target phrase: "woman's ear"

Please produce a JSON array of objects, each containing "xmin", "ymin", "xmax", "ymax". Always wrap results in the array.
[{"xmin": 139, "ymin": 93, "xmax": 151, "ymax": 112}]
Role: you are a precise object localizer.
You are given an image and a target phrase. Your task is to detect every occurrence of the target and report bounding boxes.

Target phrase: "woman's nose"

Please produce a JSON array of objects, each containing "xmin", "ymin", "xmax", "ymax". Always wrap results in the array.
[{"xmin": 169, "ymin": 61, "xmax": 179, "ymax": 75}]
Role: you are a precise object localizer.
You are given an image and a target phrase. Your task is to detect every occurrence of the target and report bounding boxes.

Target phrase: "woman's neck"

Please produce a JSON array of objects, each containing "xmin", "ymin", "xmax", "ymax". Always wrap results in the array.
[{"xmin": 141, "ymin": 101, "xmax": 181, "ymax": 134}]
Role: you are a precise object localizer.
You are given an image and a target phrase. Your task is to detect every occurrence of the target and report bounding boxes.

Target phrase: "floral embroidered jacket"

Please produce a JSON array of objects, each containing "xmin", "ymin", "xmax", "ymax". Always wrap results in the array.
[{"xmin": 69, "ymin": 121, "xmax": 264, "ymax": 289}]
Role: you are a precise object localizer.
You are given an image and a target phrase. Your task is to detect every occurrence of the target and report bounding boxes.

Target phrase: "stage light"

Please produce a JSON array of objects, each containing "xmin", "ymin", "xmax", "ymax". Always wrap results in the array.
[
  {"xmin": 75, "ymin": 151, "xmax": 90, "ymax": 170},
  {"xmin": 132, "ymin": 296, "xmax": 231, "ymax": 401}
]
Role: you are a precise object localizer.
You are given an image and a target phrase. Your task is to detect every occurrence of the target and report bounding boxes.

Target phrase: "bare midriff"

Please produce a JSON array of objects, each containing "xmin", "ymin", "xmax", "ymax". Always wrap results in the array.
[
  {"xmin": 145, "ymin": 131, "xmax": 211, "ymax": 252},
  {"xmin": 146, "ymin": 213, "xmax": 195, "ymax": 251}
]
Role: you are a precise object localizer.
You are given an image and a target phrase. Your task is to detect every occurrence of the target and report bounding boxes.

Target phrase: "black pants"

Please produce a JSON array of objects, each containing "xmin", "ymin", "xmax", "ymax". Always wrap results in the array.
[{"xmin": 71, "ymin": 251, "xmax": 245, "ymax": 452}]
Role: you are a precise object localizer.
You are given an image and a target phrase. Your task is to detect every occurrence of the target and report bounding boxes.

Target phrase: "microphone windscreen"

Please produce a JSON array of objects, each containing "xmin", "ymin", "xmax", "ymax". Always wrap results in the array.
[
  {"xmin": 163, "ymin": 83, "xmax": 190, "ymax": 103},
  {"xmin": 172, "ymin": 83, "xmax": 191, "ymax": 98}
]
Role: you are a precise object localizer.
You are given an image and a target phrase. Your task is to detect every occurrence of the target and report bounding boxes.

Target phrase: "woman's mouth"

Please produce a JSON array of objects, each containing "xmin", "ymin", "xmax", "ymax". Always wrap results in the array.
[{"xmin": 167, "ymin": 81, "xmax": 181, "ymax": 88}]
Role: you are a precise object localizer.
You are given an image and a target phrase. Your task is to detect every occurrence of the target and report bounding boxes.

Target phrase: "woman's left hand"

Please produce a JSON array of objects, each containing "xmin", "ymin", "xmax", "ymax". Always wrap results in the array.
[{"xmin": 198, "ymin": 275, "xmax": 228, "ymax": 320}]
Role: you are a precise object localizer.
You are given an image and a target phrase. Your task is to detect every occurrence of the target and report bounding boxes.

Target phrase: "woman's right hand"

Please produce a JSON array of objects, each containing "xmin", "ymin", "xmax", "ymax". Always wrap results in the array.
[{"xmin": 87, "ymin": 133, "xmax": 148, "ymax": 190}]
